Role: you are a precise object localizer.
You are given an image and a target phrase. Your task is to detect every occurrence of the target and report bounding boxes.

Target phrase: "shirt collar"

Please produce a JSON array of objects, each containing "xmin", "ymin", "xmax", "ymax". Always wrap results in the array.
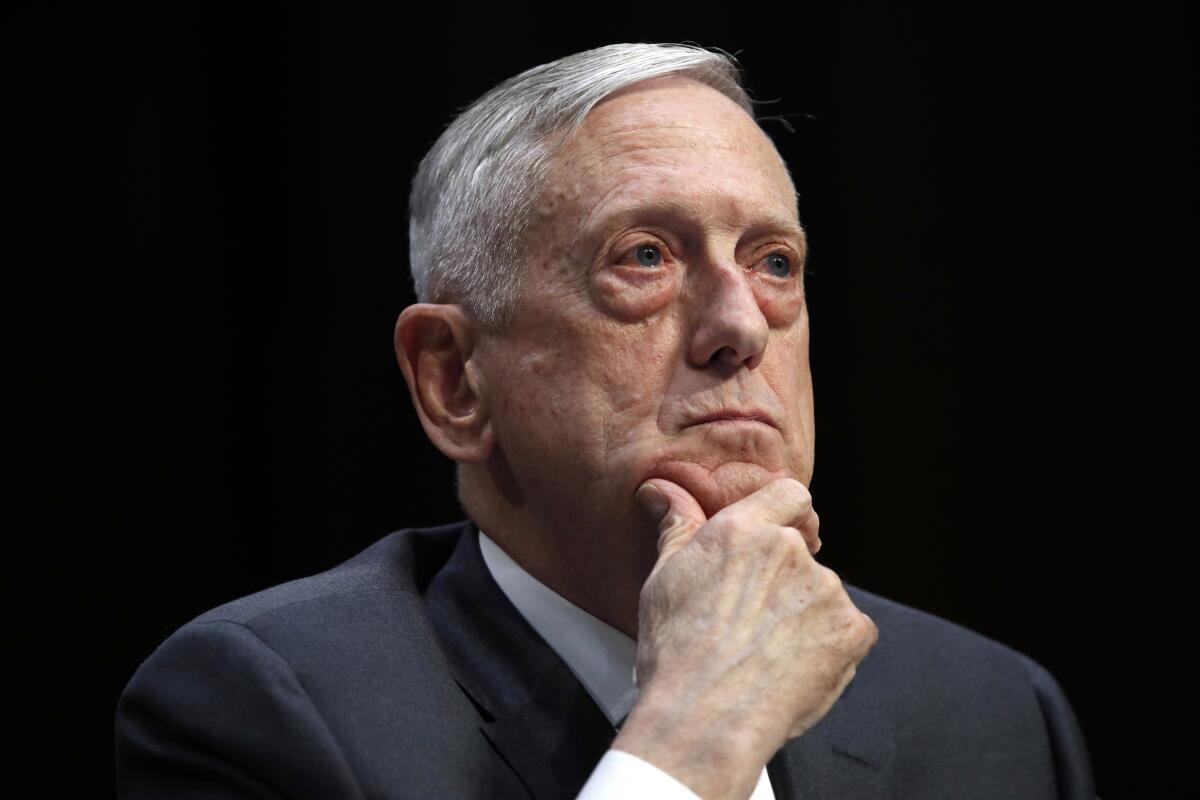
[{"xmin": 477, "ymin": 529, "xmax": 638, "ymax": 727}]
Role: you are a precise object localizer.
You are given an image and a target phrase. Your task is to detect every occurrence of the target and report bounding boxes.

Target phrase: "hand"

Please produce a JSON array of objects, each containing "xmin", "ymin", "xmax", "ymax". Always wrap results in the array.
[{"xmin": 611, "ymin": 478, "xmax": 878, "ymax": 800}]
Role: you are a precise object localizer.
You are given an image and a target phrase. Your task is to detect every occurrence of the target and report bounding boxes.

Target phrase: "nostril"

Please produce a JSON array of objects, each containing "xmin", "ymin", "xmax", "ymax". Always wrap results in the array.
[{"xmin": 710, "ymin": 345, "xmax": 740, "ymax": 366}]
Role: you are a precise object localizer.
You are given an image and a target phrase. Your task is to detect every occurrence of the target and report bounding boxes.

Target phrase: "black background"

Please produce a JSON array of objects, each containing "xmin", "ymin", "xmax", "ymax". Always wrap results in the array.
[{"xmin": 9, "ymin": 2, "xmax": 1190, "ymax": 796}]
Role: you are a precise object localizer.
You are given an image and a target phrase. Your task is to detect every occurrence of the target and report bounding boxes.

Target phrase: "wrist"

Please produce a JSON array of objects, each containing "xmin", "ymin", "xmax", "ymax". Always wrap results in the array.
[{"xmin": 612, "ymin": 687, "xmax": 766, "ymax": 800}]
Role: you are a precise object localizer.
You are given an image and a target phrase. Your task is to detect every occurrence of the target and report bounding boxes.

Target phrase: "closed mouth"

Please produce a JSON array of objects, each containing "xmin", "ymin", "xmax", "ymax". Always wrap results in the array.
[{"xmin": 687, "ymin": 410, "xmax": 778, "ymax": 429}]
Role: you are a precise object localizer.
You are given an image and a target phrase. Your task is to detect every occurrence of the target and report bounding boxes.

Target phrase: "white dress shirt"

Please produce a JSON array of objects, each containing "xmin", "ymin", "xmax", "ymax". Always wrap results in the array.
[{"xmin": 478, "ymin": 530, "xmax": 776, "ymax": 800}]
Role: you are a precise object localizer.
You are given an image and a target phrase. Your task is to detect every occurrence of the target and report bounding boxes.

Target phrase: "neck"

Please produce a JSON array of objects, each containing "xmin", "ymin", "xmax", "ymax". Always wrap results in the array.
[{"xmin": 460, "ymin": 466, "xmax": 655, "ymax": 638}]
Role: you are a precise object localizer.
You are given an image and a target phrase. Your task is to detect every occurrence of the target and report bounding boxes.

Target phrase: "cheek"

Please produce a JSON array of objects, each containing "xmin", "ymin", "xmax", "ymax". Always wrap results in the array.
[
  {"xmin": 493, "ymin": 320, "xmax": 670, "ymax": 434},
  {"xmin": 761, "ymin": 319, "xmax": 814, "ymax": 428},
  {"xmin": 769, "ymin": 329, "xmax": 812, "ymax": 402},
  {"xmin": 553, "ymin": 321, "xmax": 678, "ymax": 470},
  {"xmin": 492, "ymin": 350, "xmax": 568, "ymax": 434},
  {"xmin": 588, "ymin": 269, "xmax": 677, "ymax": 323},
  {"xmin": 596, "ymin": 326, "xmax": 674, "ymax": 413}
]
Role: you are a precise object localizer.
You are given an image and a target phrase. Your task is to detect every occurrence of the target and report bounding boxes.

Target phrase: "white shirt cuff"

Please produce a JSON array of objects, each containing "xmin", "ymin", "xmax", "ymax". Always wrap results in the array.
[{"xmin": 576, "ymin": 749, "xmax": 701, "ymax": 800}]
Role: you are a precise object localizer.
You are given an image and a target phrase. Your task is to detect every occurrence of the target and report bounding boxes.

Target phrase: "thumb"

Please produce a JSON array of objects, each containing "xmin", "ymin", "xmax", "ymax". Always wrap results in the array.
[{"xmin": 635, "ymin": 479, "xmax": 708, "ymax": 564}]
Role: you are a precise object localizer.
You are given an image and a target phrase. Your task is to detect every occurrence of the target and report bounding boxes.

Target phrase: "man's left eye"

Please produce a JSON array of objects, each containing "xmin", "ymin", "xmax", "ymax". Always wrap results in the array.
[{"xmin": 763, "ymin": 253, "xmax": 792, "ymax": 277}]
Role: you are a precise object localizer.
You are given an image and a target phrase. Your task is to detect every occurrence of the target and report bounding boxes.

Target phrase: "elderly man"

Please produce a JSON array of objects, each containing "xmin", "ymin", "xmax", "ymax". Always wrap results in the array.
[{"xmin": 117, "ymin": 44, "xmax": 1094, "ymax": 799}]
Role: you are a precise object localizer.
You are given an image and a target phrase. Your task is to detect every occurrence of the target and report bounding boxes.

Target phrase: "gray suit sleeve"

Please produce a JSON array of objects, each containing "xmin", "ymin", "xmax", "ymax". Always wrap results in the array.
[
  {"xmin": 1020, "ymin": 655, "xmax": 1097, "ymax": 800},
  {"xmin": 116, "ymin": 619, "xmax": 364, "ymax": 799}
]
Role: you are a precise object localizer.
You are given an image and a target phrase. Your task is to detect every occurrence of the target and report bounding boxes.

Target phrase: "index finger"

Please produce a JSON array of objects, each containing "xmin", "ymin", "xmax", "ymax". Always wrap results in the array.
[{"xmin": 711, "ymin": 477, "xmax": 815, "ymax": 529}]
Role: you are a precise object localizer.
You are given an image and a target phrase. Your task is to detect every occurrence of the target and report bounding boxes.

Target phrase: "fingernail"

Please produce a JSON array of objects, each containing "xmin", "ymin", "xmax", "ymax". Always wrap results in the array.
[{"xmin": 635, "ymin": 483, "xmax": 669, "ymax": 522}]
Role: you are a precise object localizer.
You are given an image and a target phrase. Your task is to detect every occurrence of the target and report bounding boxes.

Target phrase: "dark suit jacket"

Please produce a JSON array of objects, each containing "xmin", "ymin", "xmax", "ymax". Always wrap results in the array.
[{"xmin": 116, "ymin": 522, "xmax": 1095, "ymax": 798}]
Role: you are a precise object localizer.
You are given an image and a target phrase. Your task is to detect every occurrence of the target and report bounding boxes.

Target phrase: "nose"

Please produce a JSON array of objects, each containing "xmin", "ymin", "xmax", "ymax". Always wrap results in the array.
[{"xmin": 687, "ymin": 264, "xmax": 769, "ymax": 370}]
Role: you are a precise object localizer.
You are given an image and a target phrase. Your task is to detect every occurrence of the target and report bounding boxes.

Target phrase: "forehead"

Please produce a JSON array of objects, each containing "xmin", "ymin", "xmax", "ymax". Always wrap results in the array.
[{"xmin": 547, "ymin": 76, "xmax": 798, "ymax": 227}]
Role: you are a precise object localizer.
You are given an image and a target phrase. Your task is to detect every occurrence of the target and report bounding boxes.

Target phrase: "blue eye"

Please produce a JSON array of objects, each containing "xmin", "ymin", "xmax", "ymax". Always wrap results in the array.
[
  {"xmin": 635, "ymin": 244, "xmax": 663, "ymax": 267},
  {"xmin": 764, "ymin": 253, "xmax": 791, "ymax": 277}
]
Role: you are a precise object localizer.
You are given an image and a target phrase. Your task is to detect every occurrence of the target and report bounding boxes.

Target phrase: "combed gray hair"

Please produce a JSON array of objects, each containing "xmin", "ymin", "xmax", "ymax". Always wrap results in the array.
[{"xmin": 407, "ymin": 43, "xmax": 756, "ymax": 327}]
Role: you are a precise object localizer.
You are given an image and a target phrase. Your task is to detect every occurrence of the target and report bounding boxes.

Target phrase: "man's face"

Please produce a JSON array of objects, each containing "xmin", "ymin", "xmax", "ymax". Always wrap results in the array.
[{"xmin": 476, "ymin": 76, "xmax": 813, "ymax": 554}]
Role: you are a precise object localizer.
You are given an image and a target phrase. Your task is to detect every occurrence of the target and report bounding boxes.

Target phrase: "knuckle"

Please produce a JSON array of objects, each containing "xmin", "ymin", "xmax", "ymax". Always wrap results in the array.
[
  {"xmin": 778, "ymin": 526, "xmax": 807, "ymax": 555},
  {"xmin": 816, "ymin": 565, "xmax": 843, "ymax": 593},
  {"xmin": 825, "ymin": 604, "xmax": 874, "ymax": 652},
  {"xmin": 779, "ymin": 526, "xmax": 806, "ymax": 551},
  {"xmin": 844, "ymin": 612, "xmax": 878, "ymax": 655},
  {"xmin": 864, "ymin": 616, "xmax": 880, "ymax": 648},
  {"xmin": 792, "ymin": 479, "xmax": 814, "ymax": 510},
  {"xmin": 829, "ymin": 615, "xmax": 857, "ymax": 647},
  {"xmin": 850, "ymin": 612, "xmax": 872, "ymax": 641},
  {"xmin": 772, "ymin": 477, "xmax": 811, "ymax": 509}
]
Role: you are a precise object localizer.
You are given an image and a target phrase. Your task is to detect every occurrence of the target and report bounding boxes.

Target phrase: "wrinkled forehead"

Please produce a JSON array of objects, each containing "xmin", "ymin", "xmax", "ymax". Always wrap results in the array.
[{"xmin": 544, "ymin": 76, "xmax": 799, "ymax": 227}]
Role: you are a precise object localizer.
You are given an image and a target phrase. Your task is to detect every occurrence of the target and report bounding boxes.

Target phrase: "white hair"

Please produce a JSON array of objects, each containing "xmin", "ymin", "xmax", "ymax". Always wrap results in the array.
[{"xmin": 407, "ymin": 43, "xmax": 756, "ymax": 327}]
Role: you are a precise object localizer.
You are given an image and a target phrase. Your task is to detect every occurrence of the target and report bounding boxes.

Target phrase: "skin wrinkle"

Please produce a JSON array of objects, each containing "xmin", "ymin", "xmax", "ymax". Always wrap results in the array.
[
  {"xmin": 556, "ymin": 107, "xmax": 790, "ymax": 234},
  {"xmin": 574, "ymin": 170, "xmax": 796, "ymax": 245}
]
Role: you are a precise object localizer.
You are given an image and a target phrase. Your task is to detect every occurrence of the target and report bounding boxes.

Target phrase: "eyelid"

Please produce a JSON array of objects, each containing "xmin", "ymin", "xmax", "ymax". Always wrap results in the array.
[
  {"xmin": 614, "ymin": 235, "xmax": 675, "ymax": 266},
  {"xmin": 749, "ymin": 244, "xmax": 804, "ymax": 277}
]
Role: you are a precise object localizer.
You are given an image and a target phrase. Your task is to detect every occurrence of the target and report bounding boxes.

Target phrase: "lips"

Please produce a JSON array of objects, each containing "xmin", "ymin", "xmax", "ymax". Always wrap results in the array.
[{"xmin": 686, "ymin": 408, "xmax": 779, "ymax": 429}]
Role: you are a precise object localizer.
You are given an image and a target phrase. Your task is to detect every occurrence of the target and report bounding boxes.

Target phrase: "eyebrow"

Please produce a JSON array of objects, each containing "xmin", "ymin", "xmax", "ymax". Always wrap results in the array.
[{"xmin": 580, "ymin": 196, "xmax": 807, "ymax": 246}]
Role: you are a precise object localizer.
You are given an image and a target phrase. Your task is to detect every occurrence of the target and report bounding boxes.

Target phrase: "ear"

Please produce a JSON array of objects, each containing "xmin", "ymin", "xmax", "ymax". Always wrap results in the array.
[{"xmin": 394, "ymin": 303, "xmax": 494, "ymax": 463}]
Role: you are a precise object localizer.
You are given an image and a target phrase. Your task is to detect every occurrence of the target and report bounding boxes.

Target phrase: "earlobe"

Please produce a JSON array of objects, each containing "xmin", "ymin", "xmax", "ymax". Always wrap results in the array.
[{"xmin": 394, "ymin": 304, "xmax": 494, "ymax": 463}]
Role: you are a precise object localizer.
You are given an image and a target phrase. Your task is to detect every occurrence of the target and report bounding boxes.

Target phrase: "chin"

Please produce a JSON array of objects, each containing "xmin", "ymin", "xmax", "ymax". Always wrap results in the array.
[{"xmin": 650, "ymin": 459, "xmax": 790, "ymax": 518}]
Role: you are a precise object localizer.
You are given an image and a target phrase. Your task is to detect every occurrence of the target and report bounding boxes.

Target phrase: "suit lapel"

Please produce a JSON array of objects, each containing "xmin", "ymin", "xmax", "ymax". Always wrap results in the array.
[
  {"xmin": 424, "ymin": 523, "xmax": 615, "ymax": 799},
  {"xmin": 425, "ymin": 522, "xmax": 895, "ymax": 799},
  {"xmin": 480, "ymin": 660, "xmax": 616, "ymax": 799},
  {"xmin": 767, "ymin": 667, "xmax": 896, "ymax": 800}
]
